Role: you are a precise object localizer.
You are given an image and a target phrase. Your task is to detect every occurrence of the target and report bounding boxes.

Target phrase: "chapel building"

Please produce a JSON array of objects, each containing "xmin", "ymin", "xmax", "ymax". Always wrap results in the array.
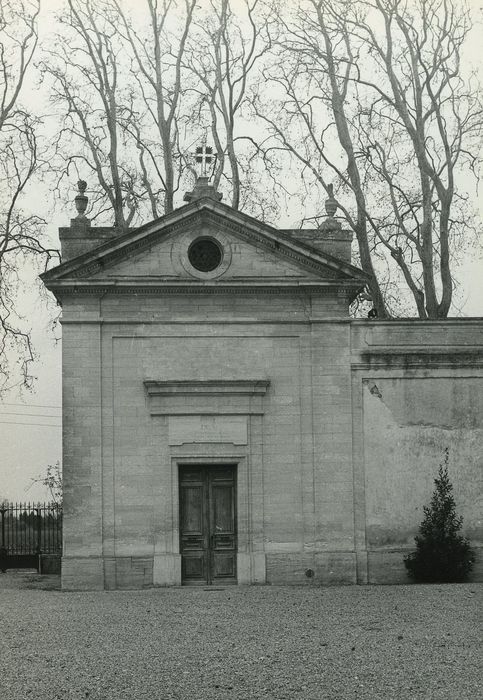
[{"xmin": 41, "ymin": 177, "xmax": 483, "ymax": 589}]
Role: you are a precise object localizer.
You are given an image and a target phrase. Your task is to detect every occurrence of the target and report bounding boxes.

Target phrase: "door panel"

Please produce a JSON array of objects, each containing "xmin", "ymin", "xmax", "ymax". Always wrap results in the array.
[
  {"xmin": 179, "ymin": 465, "xmax": 237, "ymax": 585},
  {"xmin": 212, "ymin": 485, "xmax": 234, "ymax": 532},
  {"xmin": 183, "ymin": 553, "xmax": 205, "ymax": 580},
  {"xmin": 210, "ymin": 478, "xmax": 236, "ymax": 583},
  {"xmin": 213, "ymin": 553, "xmax": 236, "ymax": 578},
  {"xmin": 179, "ymin": 470, "xmax": 207, "ymax": 584},
  {"xmin": 181, "ymin": 486, "xmax": 203, "ymax": 532}
]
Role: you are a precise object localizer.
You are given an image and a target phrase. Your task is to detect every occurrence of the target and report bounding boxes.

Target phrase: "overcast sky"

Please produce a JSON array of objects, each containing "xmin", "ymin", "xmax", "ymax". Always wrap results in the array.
[{"xmin": 0, "ymin": 0, "xmax": 482, "ymax": 502}]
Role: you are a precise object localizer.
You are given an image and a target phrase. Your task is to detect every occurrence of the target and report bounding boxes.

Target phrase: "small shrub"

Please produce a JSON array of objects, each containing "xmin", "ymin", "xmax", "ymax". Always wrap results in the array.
[{"xmin": 404, "ymin": 448, "xmax": 475, "ymax": 583}]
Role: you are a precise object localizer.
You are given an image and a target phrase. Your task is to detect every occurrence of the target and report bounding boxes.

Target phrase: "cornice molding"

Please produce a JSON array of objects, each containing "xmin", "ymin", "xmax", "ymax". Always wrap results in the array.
[
  {"xmin": 144, "ymin": 379, "xmax": 270, "ymax": 416},
  {"xmin": 352, "ymin": 349, "xmax": 483, "ymax": 370},
  {"xmin": 145, "ymin": 379, "xmax": 270, "ymax": 396},
  {"xmin": 46, "ymin": 280, "xmax": 362, "ymax": 296}
]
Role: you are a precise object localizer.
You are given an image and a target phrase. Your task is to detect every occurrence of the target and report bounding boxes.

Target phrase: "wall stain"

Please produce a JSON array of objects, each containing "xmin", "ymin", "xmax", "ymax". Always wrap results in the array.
[{"xmin": 368, "ymin": 382, "xmax": 383, "ymax": 399}]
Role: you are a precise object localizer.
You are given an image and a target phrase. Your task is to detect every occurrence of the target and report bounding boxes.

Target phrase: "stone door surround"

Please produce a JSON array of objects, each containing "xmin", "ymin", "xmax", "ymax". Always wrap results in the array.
[{"xmin": 144, "ymin": 378, "xmax": 270, "ymax": 585}]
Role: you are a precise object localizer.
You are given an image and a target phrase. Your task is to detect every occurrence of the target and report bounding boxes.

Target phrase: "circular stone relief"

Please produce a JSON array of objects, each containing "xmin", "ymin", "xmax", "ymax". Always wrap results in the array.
[{"xmin": 187, "ymin": 237, "xmax": 223, "ymax": 272}]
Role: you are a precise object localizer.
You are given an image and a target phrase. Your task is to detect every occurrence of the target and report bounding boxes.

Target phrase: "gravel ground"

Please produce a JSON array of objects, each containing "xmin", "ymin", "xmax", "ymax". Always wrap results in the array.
[{"xmin": 0, "ymin": 572, "xmax": 481, "ymax": 700}]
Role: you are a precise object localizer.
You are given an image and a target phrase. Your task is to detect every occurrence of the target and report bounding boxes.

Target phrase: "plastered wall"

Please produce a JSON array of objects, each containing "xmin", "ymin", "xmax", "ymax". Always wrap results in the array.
[
  {"xmin": 351, "ymin": 320, "xmax": 483, "ymax": 583},
  {"xmin": 363, "ymin": 377, "xmax": 482, "ymax": 547}
]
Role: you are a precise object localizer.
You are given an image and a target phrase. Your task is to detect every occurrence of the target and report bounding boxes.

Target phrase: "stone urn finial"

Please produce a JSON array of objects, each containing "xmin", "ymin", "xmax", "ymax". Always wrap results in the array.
[
  {"xmin": 74, "ymin": 180, "xmax": 88, "ymax": 218},
  {"xmin": 318, "ymin": 183, "xmax": 342, "ymax": 232},
  {"xmin": 325, "ymin": 183, "xmax": 338, "ymax": 218}
]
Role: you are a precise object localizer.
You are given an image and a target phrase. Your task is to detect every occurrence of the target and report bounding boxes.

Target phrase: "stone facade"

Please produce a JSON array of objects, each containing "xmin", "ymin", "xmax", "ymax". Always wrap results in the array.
[{"xmin": 42, "ymin": 181, "xmax": 483, "ymax": 589}]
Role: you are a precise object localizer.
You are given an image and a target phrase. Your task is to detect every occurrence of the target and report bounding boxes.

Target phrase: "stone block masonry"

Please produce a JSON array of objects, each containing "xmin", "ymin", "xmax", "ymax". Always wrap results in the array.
[{"xmin": 59, "ymin": 293, "xmax": 483, "ymax": 589}]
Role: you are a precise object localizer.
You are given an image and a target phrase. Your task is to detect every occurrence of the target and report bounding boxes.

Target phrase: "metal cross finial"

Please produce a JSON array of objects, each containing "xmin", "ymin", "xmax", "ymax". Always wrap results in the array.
[{"xmin": 194, "ymin": 137, "xmax": 216, "ymax": 177}]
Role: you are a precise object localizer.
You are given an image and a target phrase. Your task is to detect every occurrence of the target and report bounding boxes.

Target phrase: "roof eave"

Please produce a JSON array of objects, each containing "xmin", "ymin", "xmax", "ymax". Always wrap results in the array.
[{"xmin": 43, "ymin": 277, "xmax": 366, "ymax": 297}]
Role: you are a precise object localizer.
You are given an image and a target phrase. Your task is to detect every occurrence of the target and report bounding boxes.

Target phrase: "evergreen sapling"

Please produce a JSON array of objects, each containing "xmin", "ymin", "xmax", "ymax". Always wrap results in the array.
[{"xmin": 404, "ymin": 448, "xmax": 475, "ymax": 583}]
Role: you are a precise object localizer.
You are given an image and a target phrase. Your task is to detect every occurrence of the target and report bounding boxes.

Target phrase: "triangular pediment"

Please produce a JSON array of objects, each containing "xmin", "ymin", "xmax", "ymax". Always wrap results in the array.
[
  {"xmin": 85, "ymin": 224, "xmax": 337, "ymax": 283},
  {"xmin": 42, "ymin": 198, "xmax": 369, "ymax": 296}
]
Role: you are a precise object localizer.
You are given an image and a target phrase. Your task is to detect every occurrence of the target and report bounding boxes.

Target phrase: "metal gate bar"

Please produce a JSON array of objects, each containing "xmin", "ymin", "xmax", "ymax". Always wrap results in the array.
[{"xmin": 0, "ymin": 502, "xmax": 62, "ymax": 572}]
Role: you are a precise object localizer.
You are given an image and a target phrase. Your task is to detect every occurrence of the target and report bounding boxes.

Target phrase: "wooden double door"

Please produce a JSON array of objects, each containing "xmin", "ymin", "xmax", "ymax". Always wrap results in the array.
[{"xmin": 179, "ymin": 465, "xmax": 237, "ymax": 585}]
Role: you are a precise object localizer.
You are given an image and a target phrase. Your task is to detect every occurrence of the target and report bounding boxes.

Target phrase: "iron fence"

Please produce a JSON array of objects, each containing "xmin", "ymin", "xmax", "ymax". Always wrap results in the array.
[{"xmin": 0, "ymin": 502, "xmax": 62, "ymax": 572}]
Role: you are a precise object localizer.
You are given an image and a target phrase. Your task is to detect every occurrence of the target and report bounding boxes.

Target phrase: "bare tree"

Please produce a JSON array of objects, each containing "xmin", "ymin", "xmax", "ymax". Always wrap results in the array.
[
  {"xmin": 111, "ymin": 0, "xmax": 197, "ymax": 217},
  {"xmin": 44, "ymin": 0, "xmax": 278, "ymax": 222},
  {"xmin": 42, "ymin": 0, "xmax": 200, "ymax": 225},
  {"xmin": 0, "ymin": 0, "xmax": 58, "ymax": 392},
  {"xmin": 36, "ymin": 0, "xmax": 481, "ymax": 318},
  {"xmin": 185, "ymin": 0, "xmax": 278, "ymax": 213},
  {"xmin": 41, "ymin": 0, "xmax": 139, "ymax": 229},
  {"xmin": 254, "ymin": 0, "xmax": 482, "ymax": 317}
]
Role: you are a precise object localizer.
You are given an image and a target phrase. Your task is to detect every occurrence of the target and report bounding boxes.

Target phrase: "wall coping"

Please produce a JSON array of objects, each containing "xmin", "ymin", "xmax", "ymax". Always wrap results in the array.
[{"xmin": 351, "ymin": 318, "xmax": 483, "ymax": 325}]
